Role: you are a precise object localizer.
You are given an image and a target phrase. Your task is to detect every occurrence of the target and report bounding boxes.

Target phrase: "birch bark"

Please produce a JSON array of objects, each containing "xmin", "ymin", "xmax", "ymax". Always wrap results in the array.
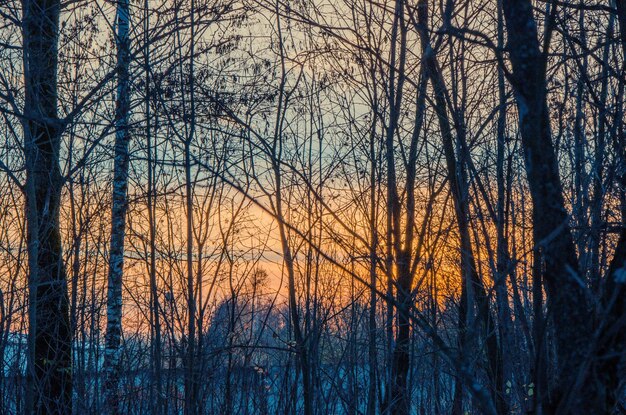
[{"xmin": 103, "ymin": 1, "xmax": 131, "ymax": 413}]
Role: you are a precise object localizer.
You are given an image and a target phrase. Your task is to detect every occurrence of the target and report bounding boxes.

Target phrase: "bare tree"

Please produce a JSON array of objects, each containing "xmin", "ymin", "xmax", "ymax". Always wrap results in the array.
[
  {"xmin": 22, "ymin": 0, "xmax": 72, "ymax": 412},
  {"xmin": 103, "ymin": 0, "xmax": 132, "ymax": 412}
]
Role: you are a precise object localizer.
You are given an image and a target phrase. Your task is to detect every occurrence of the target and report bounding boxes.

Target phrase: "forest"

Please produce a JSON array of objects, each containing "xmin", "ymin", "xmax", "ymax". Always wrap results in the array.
[{"xmin": 0, "ymin": 0, "xmax": 625, "ymax": 413}]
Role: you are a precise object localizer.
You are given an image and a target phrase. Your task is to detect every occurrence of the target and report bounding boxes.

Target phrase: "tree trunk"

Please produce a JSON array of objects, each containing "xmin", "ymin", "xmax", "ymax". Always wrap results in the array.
[
  {"xmin": 414, "ymin": 1, "xmax": 501, "ymax": 412},
  {"xmin": 493, "ymin": 1, "xmax": 514, "ymax": 409},
  {"xmin": 501, "ymin": 0, "xmax": 600, "ymax": 411},
  {"xmin": 143, "ymin": 3, "xmax": 163, "ymax": 409},
  {"xmin": 383, "ymin": 2, "xmax": 412, "ymax": 414},
  {"xmin": 597, "ymin": 1, "xmax": 626, "ymax": 408},
  {"xmin": 22, "ymin": 0, "xmax": 72, "ymax": 412},
  {"xmin": 103, "ymin": 0, "xmax": 131, "ymax": 413},
  {"xmin": 184, "ymin": 0, "xmax": 197, "ymax": 412},
  {"xmin": 367, "ymin": 114, "xmax": 378, "ymax": 415}
]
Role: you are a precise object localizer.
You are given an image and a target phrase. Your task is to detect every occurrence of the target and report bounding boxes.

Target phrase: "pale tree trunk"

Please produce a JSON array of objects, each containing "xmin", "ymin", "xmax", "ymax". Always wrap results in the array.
[{"xmin": 103, "ymin": 0, "xmax": 131, "ymax": 413}]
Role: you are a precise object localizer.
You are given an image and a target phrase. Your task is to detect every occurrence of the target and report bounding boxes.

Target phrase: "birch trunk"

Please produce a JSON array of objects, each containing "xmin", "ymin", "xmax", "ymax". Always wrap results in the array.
[{"xmin": 103, "ymin": 0, "xmax": 131, "ymax": 413}]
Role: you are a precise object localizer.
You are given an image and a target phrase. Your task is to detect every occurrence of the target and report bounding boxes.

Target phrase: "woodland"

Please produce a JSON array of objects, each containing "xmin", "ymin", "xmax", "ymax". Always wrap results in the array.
[{"xmin": 0, "ymin": 0, "xmax": 625, "ymax": 413}]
